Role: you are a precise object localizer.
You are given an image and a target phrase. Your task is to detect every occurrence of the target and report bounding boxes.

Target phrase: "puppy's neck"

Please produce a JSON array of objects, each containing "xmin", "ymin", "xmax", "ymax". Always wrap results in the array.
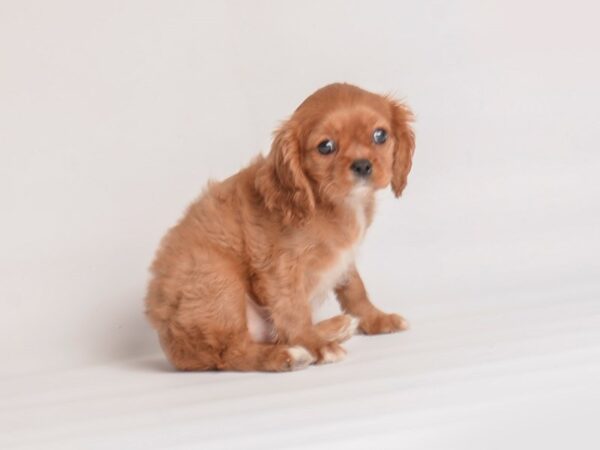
[{"xmin": 345, "ymin": 183, "xmax": 374, "ymax": 241}]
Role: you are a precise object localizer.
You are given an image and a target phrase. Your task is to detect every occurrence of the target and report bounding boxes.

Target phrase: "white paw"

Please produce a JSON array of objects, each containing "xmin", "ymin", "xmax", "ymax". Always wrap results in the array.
[
  {"xmin": 333, "ymin": 315, "xmax": 360, "ymax": 342},
  {"xmin": 321, "ymin": 346, "xmax": 347, "ymax": 364},
  {"xmin": 287, "ymin": 346, "xmax": 316, "ymax": 370},
  {"xmin": 345, "ymin": 315, "xmax": 360, "ymax": 336},
  {"xmin": 398, "ymin": 316, "xmax": 410, "ymax": 330}
]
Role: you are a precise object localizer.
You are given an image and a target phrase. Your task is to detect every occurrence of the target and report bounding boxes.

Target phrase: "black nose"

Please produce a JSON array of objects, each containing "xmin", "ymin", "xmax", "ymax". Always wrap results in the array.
[{"xmin": 350, "ymin": 159, "xmax": 372, "ymax": 177}]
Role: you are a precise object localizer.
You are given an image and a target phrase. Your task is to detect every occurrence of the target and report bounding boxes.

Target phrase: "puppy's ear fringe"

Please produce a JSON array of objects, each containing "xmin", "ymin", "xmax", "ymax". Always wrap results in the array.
[
  {"xmin": 387, "ymin": 96, "xmax": 416, "ymax": 197},
  {"xmin": 255, "ymin": 121, "xmax": 315, "ymax": 225}
]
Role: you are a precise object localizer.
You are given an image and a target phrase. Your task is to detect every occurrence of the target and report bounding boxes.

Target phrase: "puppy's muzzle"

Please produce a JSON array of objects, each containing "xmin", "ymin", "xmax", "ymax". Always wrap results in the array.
[{"xmin": 350, "ymin": 159, "xmax": 372, "ymax": 178}]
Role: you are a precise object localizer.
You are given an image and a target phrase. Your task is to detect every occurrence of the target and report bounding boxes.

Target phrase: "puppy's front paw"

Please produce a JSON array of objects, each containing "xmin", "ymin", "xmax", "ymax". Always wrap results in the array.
[
  {"xmin": 293, "ymin": 336, "xmax": 347, "ymax": 365},
  {"xmin": 286, "ymin": 346, "xmax": 317, "ymax": 370},
  {"xmin": 336, "ymin": 315, "xmax": 360, "ymax": 342},
  {"xmin": 315, "ymin": 314, "xmax": 360, "ymax": 343},
  {"xmin": 316, "ymin": 342, "xmax": 347, "ymax": 364},
  {"xmin": 359, "ymin": 312, "xmax": 408, "ymax": 335}
]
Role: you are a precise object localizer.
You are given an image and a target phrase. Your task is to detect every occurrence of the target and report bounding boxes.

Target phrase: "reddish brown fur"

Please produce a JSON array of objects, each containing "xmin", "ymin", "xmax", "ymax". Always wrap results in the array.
[{"xmin": 145, "ymin": 83, "xmax": 415, "ymax": 371}]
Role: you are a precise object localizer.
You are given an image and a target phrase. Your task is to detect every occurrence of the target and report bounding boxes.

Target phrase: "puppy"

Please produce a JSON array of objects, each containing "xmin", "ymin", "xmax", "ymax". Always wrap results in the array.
[{"xmin": 145, "ymin": 83, "xmax": 415, "ymax": 371}]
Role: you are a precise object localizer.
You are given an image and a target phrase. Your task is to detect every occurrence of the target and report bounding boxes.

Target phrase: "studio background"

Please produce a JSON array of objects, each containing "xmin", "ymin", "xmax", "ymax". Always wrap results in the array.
[{"xmin": 1, "ymin": 1, "xmax": 599, "ymax": 449}]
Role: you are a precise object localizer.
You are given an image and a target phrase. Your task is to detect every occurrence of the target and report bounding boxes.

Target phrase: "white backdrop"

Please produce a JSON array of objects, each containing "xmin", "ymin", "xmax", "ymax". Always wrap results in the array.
[{"xmin": 1, "ymin": 1, "xmax": 600, "ymax": 449}]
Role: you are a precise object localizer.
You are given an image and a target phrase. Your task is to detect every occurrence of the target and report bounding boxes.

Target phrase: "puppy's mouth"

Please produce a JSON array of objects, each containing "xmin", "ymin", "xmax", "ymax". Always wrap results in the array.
[
  {"xmin": 352, "ymin": 176, "xmax": 372, "ymax": 187},
  {"xmin": 349, "ymin": 177, "xmax": 374, "ymax": 198},
  {"xmin": 351, "ymin": 168, "xmax": 374, "ymax": 188}
]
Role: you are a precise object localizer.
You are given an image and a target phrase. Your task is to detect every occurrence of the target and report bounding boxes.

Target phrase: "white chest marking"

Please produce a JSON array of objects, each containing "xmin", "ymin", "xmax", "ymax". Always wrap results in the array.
[
  {"xmin": 310, "ymin": 247, "xmax": 358, "ymax": 307},
  {"xmin": 310, "ymin": 185, "xmax": 371, "ymax": 307}
]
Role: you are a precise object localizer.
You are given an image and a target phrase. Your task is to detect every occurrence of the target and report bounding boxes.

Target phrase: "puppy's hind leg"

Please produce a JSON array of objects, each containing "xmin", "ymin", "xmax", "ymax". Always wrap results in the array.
[
  {"xmin": 161, "ymin": 317, "xmax": 318, "ymax": 372},
  {"xmin": 220, "ymin": 339, "xmax": 316, "ymax": 372},
  {"xmin": 160, "ymin": 327, "xmax": 315, "ymax": 372},
  {"xmin": 156, "ymin": 253, "xmax": 315, "ymax": 372}
]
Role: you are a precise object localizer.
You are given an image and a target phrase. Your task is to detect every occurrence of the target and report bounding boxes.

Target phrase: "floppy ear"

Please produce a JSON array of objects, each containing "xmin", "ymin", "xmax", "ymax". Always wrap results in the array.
[
  {"xmin": 389, "ymin": 99, "xmax": 416, "ymax": 197},
  {"xmin": 255, "ymin": 121, "xmax": 315, "ymax": 225}
]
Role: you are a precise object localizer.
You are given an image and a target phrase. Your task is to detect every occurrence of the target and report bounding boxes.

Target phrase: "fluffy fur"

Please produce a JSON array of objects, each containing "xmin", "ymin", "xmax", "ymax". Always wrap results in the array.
[{"xmin": 145, "ymin": 83, "xmax": 415, "ymax": 371}]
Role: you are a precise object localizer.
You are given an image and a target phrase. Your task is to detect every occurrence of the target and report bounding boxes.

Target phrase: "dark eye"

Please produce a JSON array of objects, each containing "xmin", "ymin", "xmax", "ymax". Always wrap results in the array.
[
  {"xmin": 317, "ymin": 139, "xmax": 336, "ymax": 155},
  {"xmin": 373, "ymin": 128, "xmax": 388, "ymax": 145}
]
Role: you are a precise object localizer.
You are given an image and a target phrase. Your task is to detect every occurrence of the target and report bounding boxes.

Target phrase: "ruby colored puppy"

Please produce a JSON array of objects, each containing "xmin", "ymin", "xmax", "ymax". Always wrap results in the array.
[{"xmin": 145, "ymin": 83, "xmax": 415, "ymax": 371}]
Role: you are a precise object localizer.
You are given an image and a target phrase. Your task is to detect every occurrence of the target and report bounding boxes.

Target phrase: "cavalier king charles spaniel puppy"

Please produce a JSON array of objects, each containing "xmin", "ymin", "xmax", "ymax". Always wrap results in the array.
[{"xmin": 145, "ymin": 83, "xmax": 415, "ymax": 371}]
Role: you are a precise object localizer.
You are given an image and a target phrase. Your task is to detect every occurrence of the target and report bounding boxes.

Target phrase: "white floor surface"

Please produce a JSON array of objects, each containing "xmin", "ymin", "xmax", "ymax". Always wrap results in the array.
[{"xmin": 3, "ymin": 282, "xmax": 599, "ymax": 450}]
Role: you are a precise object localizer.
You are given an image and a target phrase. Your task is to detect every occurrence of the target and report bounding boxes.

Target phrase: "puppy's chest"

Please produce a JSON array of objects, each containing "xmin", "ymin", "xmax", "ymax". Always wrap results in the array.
[
  {"xmin": 309, "ymin": 199, "xmax": 368, "ymax": 304},
  {"xmin": 309, "ymin": 246, "xmax": 358, "ymax": 304}
]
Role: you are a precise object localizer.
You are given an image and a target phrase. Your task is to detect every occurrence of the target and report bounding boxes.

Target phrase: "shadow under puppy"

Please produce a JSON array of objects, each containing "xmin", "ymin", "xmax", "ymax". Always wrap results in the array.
[{"xmin": 145, "ymin": 83, "xmax": 415, "ymax": 371}]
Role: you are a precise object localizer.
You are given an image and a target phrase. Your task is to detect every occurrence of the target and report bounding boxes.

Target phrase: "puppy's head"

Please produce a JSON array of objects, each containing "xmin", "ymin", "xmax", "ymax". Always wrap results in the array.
[{"xmin": 256, "ymin": 83, "xmax": 415, "ymax": 224}]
